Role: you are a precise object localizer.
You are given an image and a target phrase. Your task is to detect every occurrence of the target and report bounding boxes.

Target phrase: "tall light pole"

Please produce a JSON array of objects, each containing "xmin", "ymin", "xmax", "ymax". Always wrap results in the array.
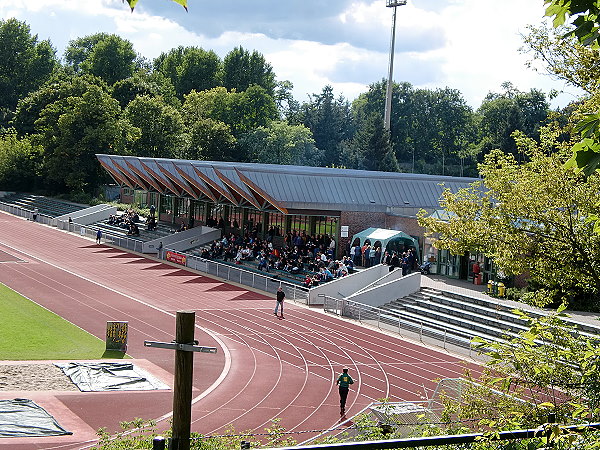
[{"xmin": 384, "ymin": 0, "xmax": 407, "ymax": 131}]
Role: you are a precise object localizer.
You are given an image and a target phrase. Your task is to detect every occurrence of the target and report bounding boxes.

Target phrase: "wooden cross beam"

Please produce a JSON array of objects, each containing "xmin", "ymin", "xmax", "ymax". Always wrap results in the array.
[{"xmin": 144, "ymin": 310, "xmax": 217, "ymax": 450}]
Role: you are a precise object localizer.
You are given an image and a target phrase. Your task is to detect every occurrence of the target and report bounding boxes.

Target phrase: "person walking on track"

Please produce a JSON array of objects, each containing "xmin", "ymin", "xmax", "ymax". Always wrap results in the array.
[
  {"xmin": 274, "ymin": 287, "xmax": 285, "ymax": 318},
  {"xmin": 336, "ymin": 368, "xmax": 354, "ymax": 415}
]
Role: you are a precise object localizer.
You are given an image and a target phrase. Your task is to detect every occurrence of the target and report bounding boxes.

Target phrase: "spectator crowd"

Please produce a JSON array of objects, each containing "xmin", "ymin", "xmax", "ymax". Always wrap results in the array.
[
  {"xmin": 198, "ymin": 225, "xmax": 420, "ymax": 287},
  {"xmin": 107, "ymin": 209, "xmax": 141, "ymax": 236}
]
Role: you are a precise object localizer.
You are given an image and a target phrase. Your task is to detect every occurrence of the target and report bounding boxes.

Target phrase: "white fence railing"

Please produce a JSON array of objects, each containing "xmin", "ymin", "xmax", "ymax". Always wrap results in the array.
[
  {"xmin": 2, "ymin": 201, "xmax": 308, "ymax": 303},
  {"xmin": 182, "ymin": 253, "xmax": 309, "ymax": 304},
  {"xmin": 322, "ymin": 294, "xmax": 477, "ymax": 356},
  {"xmin": 0, "ymin": 201, "xmax": 55, "ymax": 225}
]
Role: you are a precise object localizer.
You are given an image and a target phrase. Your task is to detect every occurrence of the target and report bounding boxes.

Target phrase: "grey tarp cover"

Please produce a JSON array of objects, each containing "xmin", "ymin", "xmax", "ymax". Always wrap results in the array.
[
  {"xmin": 0, "ymin": 398, "xmax": 72, "ymax": 437},
  {"xmin": 54, "ymin": 362, "xmax": 169, "ymax": 392}
]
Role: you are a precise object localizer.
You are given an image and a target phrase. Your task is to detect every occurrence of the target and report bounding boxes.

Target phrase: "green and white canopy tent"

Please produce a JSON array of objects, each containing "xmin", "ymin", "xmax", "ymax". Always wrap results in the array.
[{"xmin": 350, "ymin": 227, "xmax": 420, "ymax": 260}]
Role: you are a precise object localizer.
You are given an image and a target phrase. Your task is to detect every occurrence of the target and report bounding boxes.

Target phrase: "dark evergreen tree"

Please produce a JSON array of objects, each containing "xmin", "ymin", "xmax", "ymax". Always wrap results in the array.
[
  {"xmin": 349, "ymin": 113, "xmax": 399, "ymax": 172},
  {"xmin": 299, "ymin": 85, "xmax": 354, "ymax": 167}
]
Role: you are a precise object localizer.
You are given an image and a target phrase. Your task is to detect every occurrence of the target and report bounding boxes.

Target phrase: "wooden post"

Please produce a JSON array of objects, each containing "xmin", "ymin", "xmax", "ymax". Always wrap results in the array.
[{"xmin": 171, "ymin": 311, "xmax": 195, "ymax": 450}]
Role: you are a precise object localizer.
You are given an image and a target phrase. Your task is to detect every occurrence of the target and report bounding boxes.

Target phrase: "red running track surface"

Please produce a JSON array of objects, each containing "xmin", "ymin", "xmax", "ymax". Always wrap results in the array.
[{"xmin": 0, "ymin": 212, "xmax": 481, "ymax": 449}]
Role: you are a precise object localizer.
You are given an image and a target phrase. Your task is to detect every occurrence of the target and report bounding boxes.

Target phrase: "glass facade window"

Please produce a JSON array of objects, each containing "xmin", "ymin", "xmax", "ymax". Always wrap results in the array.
[
  {"xmin": 268, "ymin": 212, "xmax": 285, "ymax": 236},
  {"xmin": 437, "ymin": 250, "xmax": 460, "ymax": 278},
  {"xmin": 245, "ymin": 210, "xmax": 263, "ymax": 232},
  {"xmin": 161, "ymin": 196, "xmax": 173, "ymax": 215},
  {"xmin": 190, "ymin": 200, "xmax": 206, "ymax": 223},
  {"xmin": 314, "ymin": 216, "xmax": 338, "ymax": 237},
  {"xmin": 289, "ymin": 215, "xmax": 310, "ymax": 233},
  {"xmin": 178, "ymin": 198, "xmax": 189, "ymax": 218},
  {"xmin": 230, "ymin": 207, "xmax": 243, "ymax": 229},
  {"xmin": 148, "ymin": 192, "xmax": 158, "ymax": 210},
  {"xmin": 134, "ymin": 190, "xmax": 147, "ymax": 208}
]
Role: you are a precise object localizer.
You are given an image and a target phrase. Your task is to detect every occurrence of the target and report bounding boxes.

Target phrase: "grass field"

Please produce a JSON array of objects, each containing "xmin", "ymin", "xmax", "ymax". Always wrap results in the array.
[{"xmin": 0, "ymin": 283, "xmax": 126, "ymax": 360}]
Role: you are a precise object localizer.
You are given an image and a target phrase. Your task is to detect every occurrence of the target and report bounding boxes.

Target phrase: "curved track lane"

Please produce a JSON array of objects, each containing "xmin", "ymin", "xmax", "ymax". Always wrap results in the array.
[{"xmin": 0, "ymin": 212, "xmax": 481, "ymax": 449}]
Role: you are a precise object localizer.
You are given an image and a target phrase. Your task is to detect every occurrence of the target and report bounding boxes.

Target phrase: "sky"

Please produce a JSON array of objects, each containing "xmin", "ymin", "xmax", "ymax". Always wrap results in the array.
[{"xmin": 0, "ymin": 0, "xmax": 585, "ymax": 109}]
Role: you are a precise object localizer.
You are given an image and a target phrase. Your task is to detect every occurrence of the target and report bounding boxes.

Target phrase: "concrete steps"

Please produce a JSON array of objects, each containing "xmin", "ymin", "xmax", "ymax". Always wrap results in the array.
[{"xmin": 377, "ymin": 287, "xmax": 600, "ymax": 349}]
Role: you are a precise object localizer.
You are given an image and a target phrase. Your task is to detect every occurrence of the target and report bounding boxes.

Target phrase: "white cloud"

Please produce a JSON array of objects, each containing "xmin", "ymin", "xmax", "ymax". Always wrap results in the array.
[{"xmin": 0, "ymin": 0, "xmax": 585, "ymax": 109}]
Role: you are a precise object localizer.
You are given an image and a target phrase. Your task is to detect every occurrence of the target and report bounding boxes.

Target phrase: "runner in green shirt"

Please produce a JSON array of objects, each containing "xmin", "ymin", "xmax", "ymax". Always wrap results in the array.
[{"xmin": 336, "ymin": 368, "xmax": 354, "ymax": 415}]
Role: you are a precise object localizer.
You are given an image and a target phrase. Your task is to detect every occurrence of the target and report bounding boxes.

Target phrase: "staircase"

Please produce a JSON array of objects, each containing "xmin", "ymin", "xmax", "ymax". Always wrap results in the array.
[{"xmin": 374, "ymin": 287, "xmax": 600, "ymax": 350}]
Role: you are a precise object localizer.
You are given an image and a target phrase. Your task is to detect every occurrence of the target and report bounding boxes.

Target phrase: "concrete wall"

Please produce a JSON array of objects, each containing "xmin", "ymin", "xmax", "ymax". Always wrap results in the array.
[
  {"xmin": 346, "ymin": 272, "xmax": 421, "ymax": 307},
  {"xmin": 308, "ymin": 264, "xmax": 390, "ymax": 305},
  {"xmin": 354, "ymin": 266, "xmax": 406, "ymax": 294},
  {"xmin": 142, "ymin": 226, "xmax": 220, "ymax": 254},
  {"xmin": 56, "ymin": 205, "xmax": 117, "ymax": 229},
  {"xmin": 58, "ymin": 204, "xmax": 116, "ymax": 222}
]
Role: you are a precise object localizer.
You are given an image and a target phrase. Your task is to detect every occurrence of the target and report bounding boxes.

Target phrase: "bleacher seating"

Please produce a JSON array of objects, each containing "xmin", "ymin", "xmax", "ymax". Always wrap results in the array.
[
  {"xmin": 186, "ymin": 245, "xmax": 312, "ymax": 286},
  {"xmin": 378, "ymin": 287, "xmax": 600, "ymax": 348},
  {"xmin": 93, "ymin": 213, "xmax": 179, "ymax": 242},
  {"xmin": 0, "ymin": 193, "xmax": 86, "ymax": 217}
]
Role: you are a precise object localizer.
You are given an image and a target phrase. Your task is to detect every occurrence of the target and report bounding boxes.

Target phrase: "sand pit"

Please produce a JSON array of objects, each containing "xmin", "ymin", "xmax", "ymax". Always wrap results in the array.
[{"xmin": 0, "ymin": 363, "xmax": 78, "ymax": 391}]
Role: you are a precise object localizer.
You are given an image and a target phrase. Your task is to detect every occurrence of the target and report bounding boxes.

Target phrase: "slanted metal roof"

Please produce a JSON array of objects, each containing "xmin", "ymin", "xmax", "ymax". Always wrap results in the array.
[{"xmin": 96, "ymin": 155, "xmax": 478, "ymax": 215}]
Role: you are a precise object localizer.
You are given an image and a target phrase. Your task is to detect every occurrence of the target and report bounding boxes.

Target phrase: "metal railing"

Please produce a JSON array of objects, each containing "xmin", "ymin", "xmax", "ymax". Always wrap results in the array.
[
  {"xmin": 57, "ymin": 219, "xmax": 146, "ymax": 253},
  {"xmin": 0, "ymin": 201, "xmax": 55, "ymax": 225},
  {"xmin": 151, "ymin": 421, "xmax": 600, "ymax": 450},
  {"xmin": 322, "ymin": 295, "xmax": 477, "ymax": 356},
  {"xmin": 2, "ymin": 202, "xmax": 310, "ymax": 303},
  {"xmin": 181, "ymin": 252, "xmax": 310, "ymax": 304}
]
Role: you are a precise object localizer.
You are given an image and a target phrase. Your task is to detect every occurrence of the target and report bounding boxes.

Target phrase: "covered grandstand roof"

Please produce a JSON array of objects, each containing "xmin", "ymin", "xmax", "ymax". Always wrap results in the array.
[{"xmin": 96, "ymin": 155, "xmax": 478, "ymax": 215}]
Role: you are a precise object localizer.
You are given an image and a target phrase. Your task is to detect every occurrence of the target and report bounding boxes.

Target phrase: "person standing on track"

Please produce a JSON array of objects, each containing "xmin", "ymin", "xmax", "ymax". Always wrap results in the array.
[
  {"xmin": 274, "ymin": 286, "xmax": 285, "ymax": 318},
  {"xmin": 336, "ymin": 368, "xmax": 354, "ymax": 415},
  {"xmin": 96, "ymin": 229, "xmax": 102, "ymax": 244}
]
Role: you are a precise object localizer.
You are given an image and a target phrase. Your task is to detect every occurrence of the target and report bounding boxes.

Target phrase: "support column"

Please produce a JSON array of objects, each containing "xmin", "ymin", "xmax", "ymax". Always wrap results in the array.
[{"xmin": 171, "ymin": 311, "xmax": 195, "ymax": 450}]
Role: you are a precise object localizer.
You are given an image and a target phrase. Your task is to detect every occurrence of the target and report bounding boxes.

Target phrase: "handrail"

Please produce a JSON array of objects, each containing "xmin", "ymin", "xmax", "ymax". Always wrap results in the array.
[
  {"xmin": 1, "ymin": 201, "xmax": 311, "ymax": 303},
  {"xmin": 321, "ymin": 294, "xmax": 478, "ymax": 355},
  {"xmin": 180, "ymin": 252, "xmax": 310, "ymax": 304}
]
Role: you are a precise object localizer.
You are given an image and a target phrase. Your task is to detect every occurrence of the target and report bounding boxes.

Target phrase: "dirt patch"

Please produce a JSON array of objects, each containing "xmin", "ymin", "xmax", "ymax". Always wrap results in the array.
[{"xmin": 0, "ymin": 363, "xmax": 78, "ymax": 391}]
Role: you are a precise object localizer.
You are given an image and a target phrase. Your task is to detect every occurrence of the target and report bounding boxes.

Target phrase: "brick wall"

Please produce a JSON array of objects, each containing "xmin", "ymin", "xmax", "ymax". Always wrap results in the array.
[{"xmin": 338, "ymin": 211, "xmax": 426, "ymax": 257}]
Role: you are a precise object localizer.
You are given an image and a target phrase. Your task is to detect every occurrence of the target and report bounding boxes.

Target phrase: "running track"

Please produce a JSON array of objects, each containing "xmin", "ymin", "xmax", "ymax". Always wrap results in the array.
[{"xmin": 0, "ymin": 212, "xmax": 480, "ymax": 449}]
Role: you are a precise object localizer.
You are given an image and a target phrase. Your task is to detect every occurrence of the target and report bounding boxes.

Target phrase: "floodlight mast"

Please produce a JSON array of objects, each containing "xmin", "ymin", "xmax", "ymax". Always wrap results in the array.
[{"xmin": 384, "ymin": 0, "xmax": 407, "ymax": 131}]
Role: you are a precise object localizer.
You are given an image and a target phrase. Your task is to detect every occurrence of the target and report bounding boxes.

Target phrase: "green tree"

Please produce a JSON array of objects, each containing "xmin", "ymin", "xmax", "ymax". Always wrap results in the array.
[
  {"xmin": 522, "ymin": 24, "xmax": 600, "ymax": 94},
  {"xmin": 418, "ymin": 129, "xmax": 600, "ymax": 311},
  {"xmin": 65, "ymin": 33, "xmax": 139, "ymax": 85},
  {"xmin": 123, "ymin": 95, "xmax": 185, "ymax": 158},
  {"xmin": 34, "ymin": 85, "xmax": 139, "ymax": 194},
  {"xmin": 448, "ymin": 307, "xmax": 600, "ymax": 448},
  {"xmin": 0, "ymin": 131, "xmax": 42, "ymax": 191},
  {"xmin": 233, "ymin": 84, "xmax": 278, "ymax": 135},
  {"xmin": 222, "ymin": 46, "xmax": 276, "ymax": 97},
  {"xmin": 238, "ymin": 120, "xmax": 321, "ymax": 165},
  {"xmin": 352, "ymin": 81, "xmax": 477, "ymax": 176},
  {"xmin": 542, "ymin": 0, "xmax": 600, "ymax": 177},
  {"xmin": 345, "ymin": 113, "xmax": 399, "ymax": 172},
  {"xmin": 0, "ymin": 18, "xmax": 58, "ymax": 129},
  {"xmin": 182, "ymin": 85, "xmax": 277, "ymax": 137},
  {"xmin": 183, "ymin": 118, "xmax": 236, "ymax": 161},
  {"xmin": 274, "ymin": 80, "xmax": 300, "ymax": 123},
  {"xmin": 154, "ymin": 46, "xmax": 222, "ymax": 99},
  {"xmin": 544, "ymin": 0, "xmax": 600, "ymax": 47},
  {"xmin": 112, "ymin": 71, "xmax": 179, "ymax": 109},
  {"xmin": 182, "ymin": 87, "xmax": 233, "ymax": 130},
  {"xmin": 64, "ymin": 33, "xmax": 110, "ymax": 73},
  {"xmin": 300, "ymin": 85, "xmax": 355, "ymax": 167},
  {"xmin": 476, "ymin": 82, "xmax": 549, "ymax": 161},
  {"xmin": 12, "ymin": 74, "xmax": 109, "ymax": 136}
]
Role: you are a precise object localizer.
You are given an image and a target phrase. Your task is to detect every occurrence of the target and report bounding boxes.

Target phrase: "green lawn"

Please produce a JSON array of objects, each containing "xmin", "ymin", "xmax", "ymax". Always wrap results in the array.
[{"xmin": 0, "ymin": 283, "xmax": 126, "ymax": 360}]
